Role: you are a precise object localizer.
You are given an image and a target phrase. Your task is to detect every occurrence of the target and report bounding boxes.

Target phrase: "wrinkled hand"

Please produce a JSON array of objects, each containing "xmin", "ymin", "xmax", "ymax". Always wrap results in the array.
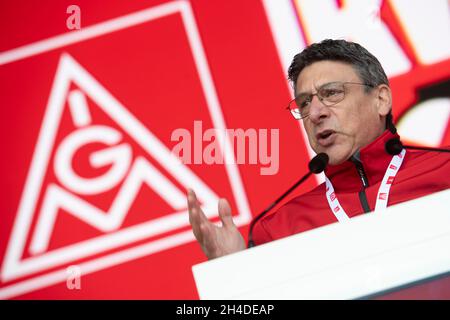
[{"xmin": 187, "ymin": 189, "xmax": 246, "ymax": 259}]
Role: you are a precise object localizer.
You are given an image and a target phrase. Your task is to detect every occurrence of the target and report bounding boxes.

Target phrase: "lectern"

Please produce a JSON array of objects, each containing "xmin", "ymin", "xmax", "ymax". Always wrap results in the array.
[{"xmin": 192, "ymin": 189, "xmax": 450, "ymax": 299}]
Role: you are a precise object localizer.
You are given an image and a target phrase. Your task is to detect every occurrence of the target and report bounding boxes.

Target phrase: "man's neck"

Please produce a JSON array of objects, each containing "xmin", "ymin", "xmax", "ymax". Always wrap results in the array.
[{"xmin": 324, "ymin": 129, "xmax": 400, "ymax": 192}]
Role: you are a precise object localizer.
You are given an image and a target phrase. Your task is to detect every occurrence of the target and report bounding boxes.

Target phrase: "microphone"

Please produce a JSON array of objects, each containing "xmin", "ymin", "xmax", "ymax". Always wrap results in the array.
[
  {"xmin": 385, "ymin": 138, "xmax": 450, "ymax": 155},
  {"xmin": 247, "ymin": 152, "xmax": 329, "ymax": 248}
]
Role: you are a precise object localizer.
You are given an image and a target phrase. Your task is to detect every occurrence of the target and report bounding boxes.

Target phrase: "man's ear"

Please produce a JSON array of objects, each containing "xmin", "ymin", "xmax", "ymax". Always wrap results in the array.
[{"xmin": 376, "ymin": 84, "xmax": 392, "ymax": 117}]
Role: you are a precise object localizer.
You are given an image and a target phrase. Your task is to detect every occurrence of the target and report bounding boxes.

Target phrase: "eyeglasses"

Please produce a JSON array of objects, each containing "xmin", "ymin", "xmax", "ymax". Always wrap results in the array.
[{"xmin": 286, "ymin": 81, "xmax": 374, "ymax": 120}]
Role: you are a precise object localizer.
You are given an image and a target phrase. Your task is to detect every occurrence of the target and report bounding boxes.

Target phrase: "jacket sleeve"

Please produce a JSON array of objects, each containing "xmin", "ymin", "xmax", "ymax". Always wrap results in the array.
[{"xmin": 251, "ymin": 215, "xmax": 274, "ymax": 246}]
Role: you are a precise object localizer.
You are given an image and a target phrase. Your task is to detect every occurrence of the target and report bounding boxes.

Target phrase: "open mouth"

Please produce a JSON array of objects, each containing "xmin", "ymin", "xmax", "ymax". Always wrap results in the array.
[{"xmin": 316, "ymin": 130, "xmax": 336, "ymax": 146}]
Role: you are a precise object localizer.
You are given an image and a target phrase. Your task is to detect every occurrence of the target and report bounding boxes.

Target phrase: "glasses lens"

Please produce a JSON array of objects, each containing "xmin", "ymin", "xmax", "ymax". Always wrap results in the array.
[
  {"xmin": 318, "ymin": 82, "xmax": 345, "ymax": 104},
  {"xmin": 290, "ymin": 108, "xmax": 301, "ymax": 120},
  {"xmin": 293, "ymin": 94, "xmax": 311, "ymax": 119},
  {"xmin": 287, "ymin": 100, "xmax": 302, "ymax": 119}
]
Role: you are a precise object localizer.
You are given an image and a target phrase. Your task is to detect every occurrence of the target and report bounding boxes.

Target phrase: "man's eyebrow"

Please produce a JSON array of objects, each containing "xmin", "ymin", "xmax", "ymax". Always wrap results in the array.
[
  {"xmin": 294, "ymin": 91, "xmax": 310, "ymax": 97},
  {"xmin": 295, "ymin": 82, "xmax": 335, "ymax": 96}
]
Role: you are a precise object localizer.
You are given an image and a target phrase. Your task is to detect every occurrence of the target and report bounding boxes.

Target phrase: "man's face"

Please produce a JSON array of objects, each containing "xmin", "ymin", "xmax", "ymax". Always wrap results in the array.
[{"xmin": 296, "ymin": 60, "xmax": 387, "ymax": 165}]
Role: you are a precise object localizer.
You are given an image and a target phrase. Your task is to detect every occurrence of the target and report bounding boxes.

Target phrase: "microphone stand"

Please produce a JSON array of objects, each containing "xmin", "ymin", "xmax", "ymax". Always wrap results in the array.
[
  {"xmin": 401, "ymin": 145, "xmax": 450, "ymax": 153},
  {"xmin": 247, "ymin": 153, "xmax": 329, "ymax": 248},
  {"xmin": 247, "ymin": 171, "xmax": 312, "ymax": 248},
  {"xmin": 385, "ymin": 138, "xmax": 450, "ymax": 155}
]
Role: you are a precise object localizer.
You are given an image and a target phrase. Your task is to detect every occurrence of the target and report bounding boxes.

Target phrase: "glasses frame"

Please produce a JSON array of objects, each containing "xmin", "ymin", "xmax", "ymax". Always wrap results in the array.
[{"xmin": 286, "ymin": 81, "xmax": 375, "ymax": 120}]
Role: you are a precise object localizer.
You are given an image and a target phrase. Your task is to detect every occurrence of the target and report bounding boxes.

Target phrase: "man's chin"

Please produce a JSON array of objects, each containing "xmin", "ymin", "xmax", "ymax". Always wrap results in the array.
[
  {"xmin": 327, "ymin": 156, "xmax": 348, "ymax": 166},
  {"xmin": 316, "ymin": 145, "xmax": 351, "ymax": 166}
]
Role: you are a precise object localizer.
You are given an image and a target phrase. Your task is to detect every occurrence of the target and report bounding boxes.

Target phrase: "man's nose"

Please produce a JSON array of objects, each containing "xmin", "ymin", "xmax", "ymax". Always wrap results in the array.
[{"xmin": 308, "ymin": 95, "xmax": 329, "ymax": 123}]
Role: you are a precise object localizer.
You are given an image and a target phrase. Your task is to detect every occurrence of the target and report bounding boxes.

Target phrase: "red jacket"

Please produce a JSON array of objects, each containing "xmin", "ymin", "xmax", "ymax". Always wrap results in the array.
[{"xmin": 252, "ymin": 130, "xmax": 450, "ymax": 245}]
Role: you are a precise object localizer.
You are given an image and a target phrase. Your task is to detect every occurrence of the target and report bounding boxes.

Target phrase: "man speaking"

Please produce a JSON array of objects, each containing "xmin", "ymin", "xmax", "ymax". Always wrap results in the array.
[{"xmin": 187, "ymin": 39, "xmax": 450, "ymax": 260}]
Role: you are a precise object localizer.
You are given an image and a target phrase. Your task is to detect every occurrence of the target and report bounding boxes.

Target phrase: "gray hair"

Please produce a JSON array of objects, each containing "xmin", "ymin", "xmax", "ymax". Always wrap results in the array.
[{"xmin": 288, "ymin": 39, "xmax": 389, "ymax": 94}]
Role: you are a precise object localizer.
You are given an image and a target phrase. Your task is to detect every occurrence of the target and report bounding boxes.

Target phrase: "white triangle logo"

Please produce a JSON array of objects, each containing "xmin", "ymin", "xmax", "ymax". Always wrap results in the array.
[{"xmin": 1, "ymin": 53, "xmax": 221, "ymax": 282}]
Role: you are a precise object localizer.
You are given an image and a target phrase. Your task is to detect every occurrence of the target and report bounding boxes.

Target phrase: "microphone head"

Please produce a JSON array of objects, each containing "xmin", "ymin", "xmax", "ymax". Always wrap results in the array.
[
  {"xmin": 385, "ymin": 138, "xmax": 403, "ymax": 155},
  {"xmin": 309, "ymin": 153, "xmax": 329, "ymax": 174}
]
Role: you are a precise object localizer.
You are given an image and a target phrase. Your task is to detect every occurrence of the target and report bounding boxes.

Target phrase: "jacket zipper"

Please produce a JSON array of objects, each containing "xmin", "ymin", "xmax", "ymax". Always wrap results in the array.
[{"xmin": 351, "ymin": 158, "xmax": 371, "ymax": 213}]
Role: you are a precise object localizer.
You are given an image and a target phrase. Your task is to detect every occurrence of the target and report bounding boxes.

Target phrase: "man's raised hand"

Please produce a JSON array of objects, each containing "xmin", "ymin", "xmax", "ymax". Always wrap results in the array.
[{"xmin": 187, "ymin": 189, "xmax": 246, "ymax": 259}]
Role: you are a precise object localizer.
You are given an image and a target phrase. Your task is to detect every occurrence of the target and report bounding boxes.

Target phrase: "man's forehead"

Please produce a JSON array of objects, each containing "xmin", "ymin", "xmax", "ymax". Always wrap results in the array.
[{"xmin": 295, "ymin": 60, "xmax": 358, "ymax": 93}]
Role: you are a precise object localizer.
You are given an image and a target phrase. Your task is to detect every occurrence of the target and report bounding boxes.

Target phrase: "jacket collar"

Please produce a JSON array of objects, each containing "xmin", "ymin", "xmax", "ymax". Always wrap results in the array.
[{"xmin": 324, "ymin": 130, "xmax": 400, "ymax": 192}]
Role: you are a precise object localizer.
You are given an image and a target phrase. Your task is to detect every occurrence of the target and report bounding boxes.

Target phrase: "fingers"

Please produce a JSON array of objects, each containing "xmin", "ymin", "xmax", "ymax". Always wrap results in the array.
[
  {"xmin": 187, "ymin": 189, "xmax": 213, "ymax": 223},
  {"xmin": 187, "ymin": 189, "xmax": 208, "ymax": 241},
  {"xmin": 218, "ymin": 198, "xmax": 235, "ymax": 228},
  {"xmin": 187, "ymin": 190, "xmax": 243, "ymax": 259},
  {"xmin": 187, "ymin": 188, "xmax": 202, "ymax": 220}
]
